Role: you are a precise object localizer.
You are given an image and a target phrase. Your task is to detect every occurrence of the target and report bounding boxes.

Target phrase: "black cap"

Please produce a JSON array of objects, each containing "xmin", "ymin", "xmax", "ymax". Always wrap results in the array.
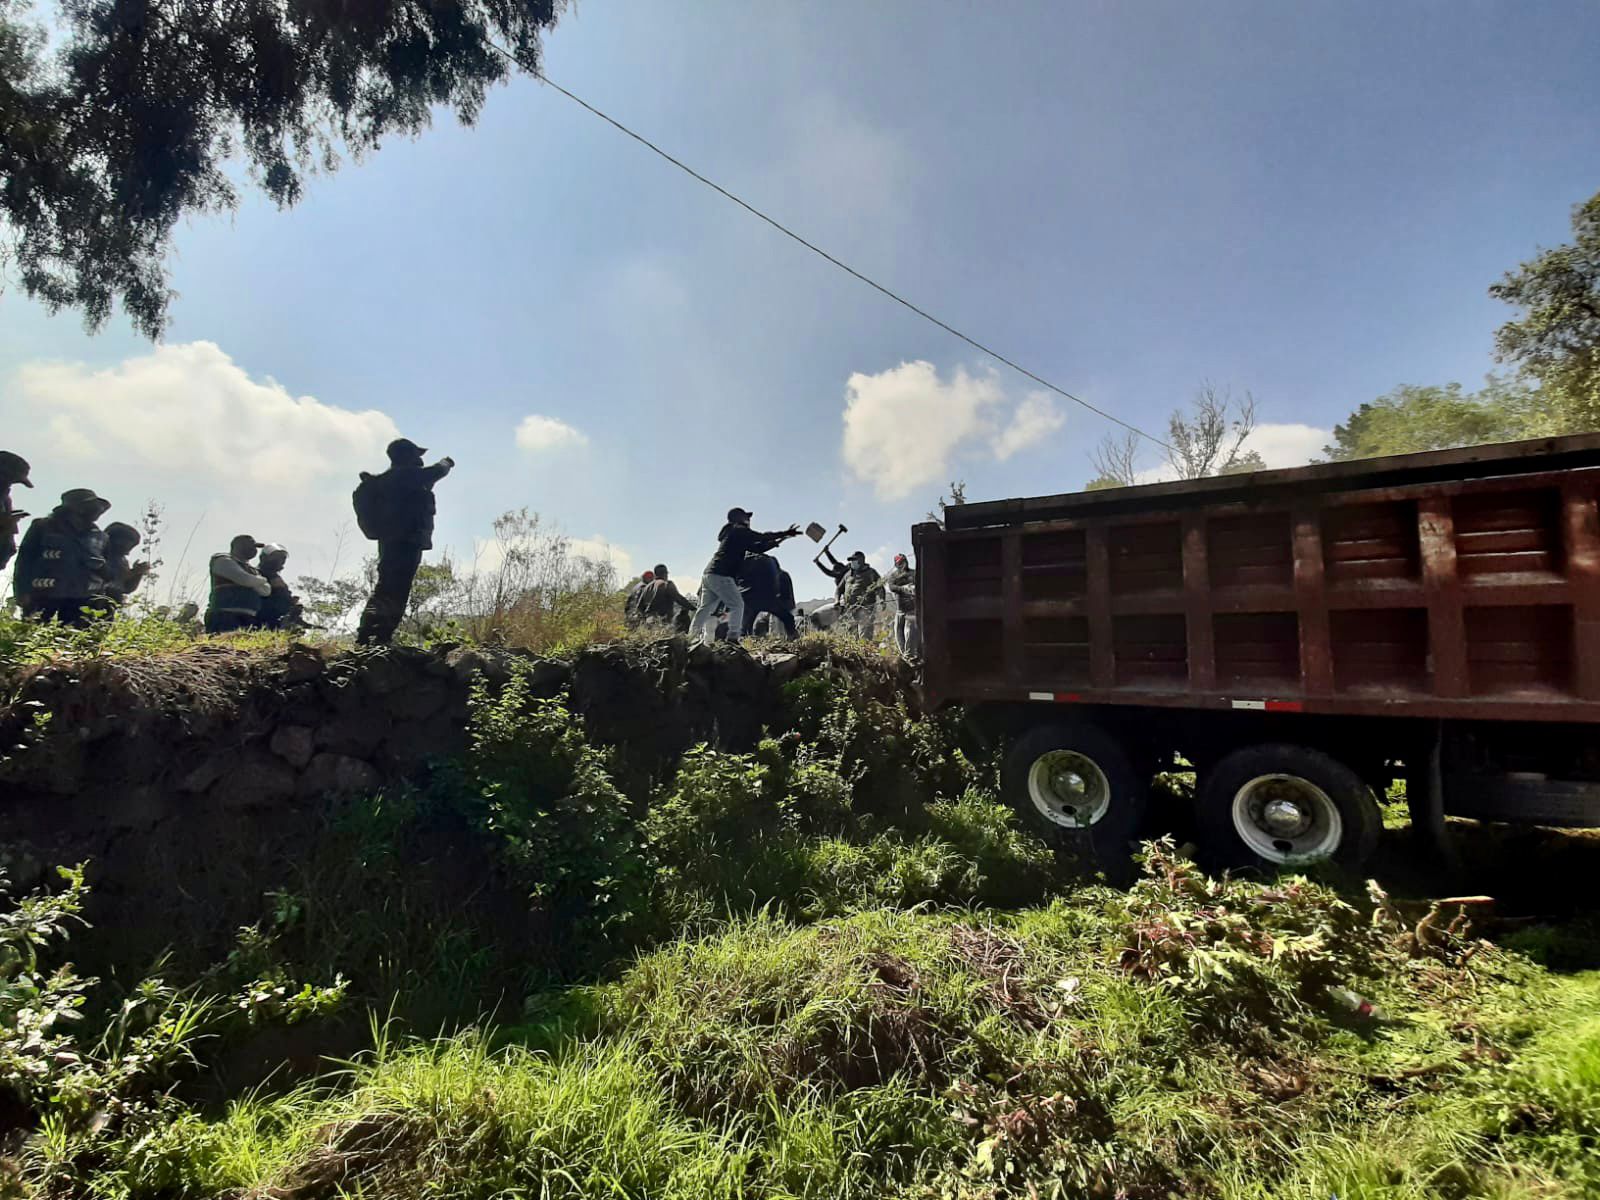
[
  {"xmin": 230, "ymin": 534, "xmax": 262, "ymax": 552},
  {"xmin": 0, "ymin": 451, "xmax": 31, "ymax": 487},
  {"xmin": 387, "ymin": 437, "xmax": 427, "ymax": 461},
  {"xmin": 653, "ymin": 563, "xmax": 668, "ymax": 577},
  {"xmin": 727, "ymin": 507, "xmax": 752, "ymax": 523},
  {"xmin": 847, "ymin": 551, "xmax": 867, "ymax": 563}
]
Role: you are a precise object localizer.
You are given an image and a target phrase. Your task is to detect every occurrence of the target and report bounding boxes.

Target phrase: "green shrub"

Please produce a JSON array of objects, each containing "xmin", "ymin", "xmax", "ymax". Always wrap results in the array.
[{"xmin": 465, "ymin": 663, "xmax": 650, "ymax": 942}]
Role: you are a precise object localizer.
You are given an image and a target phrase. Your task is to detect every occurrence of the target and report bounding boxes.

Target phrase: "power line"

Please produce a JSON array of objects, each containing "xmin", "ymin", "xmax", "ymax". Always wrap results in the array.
[{"xmin": 487, "ymin": 40, "xmax": 1170, "ymax": 451}]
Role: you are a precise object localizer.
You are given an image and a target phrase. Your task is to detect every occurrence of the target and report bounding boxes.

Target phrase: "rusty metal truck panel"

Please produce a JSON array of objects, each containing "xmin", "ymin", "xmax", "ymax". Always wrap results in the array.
[{"xmin": 914, "ymin": 434, "xmax": 1600, "ymax": 724}]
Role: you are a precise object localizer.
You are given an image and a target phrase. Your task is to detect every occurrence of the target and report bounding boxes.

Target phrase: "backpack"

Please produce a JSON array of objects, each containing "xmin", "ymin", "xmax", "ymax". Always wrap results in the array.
[{"xmin": 352, "ymin": 473, "xmax": 391, "ymax": 541}]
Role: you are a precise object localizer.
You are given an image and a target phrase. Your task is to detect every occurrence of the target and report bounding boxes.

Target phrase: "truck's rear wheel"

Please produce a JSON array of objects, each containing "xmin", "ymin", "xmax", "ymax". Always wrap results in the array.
[
  {"xmin": 1198, "ymin": 743, "xmax": 1380, "ymax": 870},
  {"xmin": 1002, "ymin": 721, "xmax": 1145, "ymax": 867}
]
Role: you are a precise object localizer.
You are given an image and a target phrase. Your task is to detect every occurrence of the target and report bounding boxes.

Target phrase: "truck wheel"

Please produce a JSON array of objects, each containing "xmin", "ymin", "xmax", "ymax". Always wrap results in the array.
[
  {"xmin": 1198, "ymin": 744, "xmax": 1380, "ymax": 870},
  {"xmin": 1002, "ymin": 722, "xmax": 1145, "ymax": 866}
]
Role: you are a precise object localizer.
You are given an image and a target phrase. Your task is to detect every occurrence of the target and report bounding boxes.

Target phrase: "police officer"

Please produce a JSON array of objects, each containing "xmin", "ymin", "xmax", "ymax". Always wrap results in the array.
[
  {"xmin": 205, "ymin": 535, "xmax": 272, "ymax": 634},
  {"xmin": 100, "ymin": 522, "xmax": 151, "ymax": 605},
  {"xmin": 0, "ymin": 450, "xmax": 32, "ymax": 573},
  {"xmin": 12, "ymin": 488, "xmax": 112, "ymax": 625},
  {"xmin": 353, "ymin": 438, "xmax": 455, "ymax": 646}
]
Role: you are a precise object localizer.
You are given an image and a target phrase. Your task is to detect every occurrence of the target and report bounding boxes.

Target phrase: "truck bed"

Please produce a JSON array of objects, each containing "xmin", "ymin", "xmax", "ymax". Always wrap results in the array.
[{"xmin": 914, "ymin": 434, "xmax": 1600, "ymax": 724}]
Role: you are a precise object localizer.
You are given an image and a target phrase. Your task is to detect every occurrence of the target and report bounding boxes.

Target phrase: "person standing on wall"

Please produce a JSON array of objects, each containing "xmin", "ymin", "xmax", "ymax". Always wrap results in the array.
[
  {"xmin": 205, "ymin": 535, "xmax": 272, "ymax": 633},
  {"xmin": 885, "ymin": 552, "xmax": 919, "ymax": 659},
  {"xmin": 639, "ymin": 563, "xmax": 697, "ymax": 631},
  {"xmin": 0, "ymin": 450, "xmax": 33, "ymax": 572},
  {"xmin": 688, "ymin": 507, "xmax": 800, "ymax": 647},
  {"xmin": 11, "ymin": 488, "xmax": 111, "ymax": 626},
  {"xmin": 99, "ymin": 522, "xmax": 152, "ymax": 605},
  {"xmin": 353, "ymin": 438, "xmax": 455, "ymax": 646}
]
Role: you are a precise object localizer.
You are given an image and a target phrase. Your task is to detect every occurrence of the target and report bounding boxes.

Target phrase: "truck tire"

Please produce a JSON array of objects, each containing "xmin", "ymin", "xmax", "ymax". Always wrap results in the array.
[
  {"xmin": 1001, "ymin": 721, "xmax": 1145, "ymax": 867},
  {"xmin": 1198, "ymin": 743, "xmax": 1380, "ymax": 871}
]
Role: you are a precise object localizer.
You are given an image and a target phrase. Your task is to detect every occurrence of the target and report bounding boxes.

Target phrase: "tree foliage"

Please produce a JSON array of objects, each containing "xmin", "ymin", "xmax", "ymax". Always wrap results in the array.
[
  {"xmin": 1322, "ymin": 376, "xmax": 1545, "ymax": 461},
  {"xmin": 0, "ymin": 0, "xmax": 567, "ymax": 338},
  {"xmin": 1491, "ymin": 189, "xmax": 1600, "ymax": 433}
]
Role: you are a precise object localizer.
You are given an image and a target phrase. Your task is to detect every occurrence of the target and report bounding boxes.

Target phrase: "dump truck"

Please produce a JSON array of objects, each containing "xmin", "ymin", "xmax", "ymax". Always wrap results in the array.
[{"xmin": 912, "ymin": 433, "xmax": 1600, "ymax": 870}]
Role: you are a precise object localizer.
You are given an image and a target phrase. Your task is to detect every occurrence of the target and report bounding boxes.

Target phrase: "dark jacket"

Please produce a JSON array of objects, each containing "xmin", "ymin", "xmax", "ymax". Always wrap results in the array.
[
  {"xmin": 356, "ymin": 462, "xmax": 452, "ymax": 549},
  {"xmin": 624, "ymin": 580, "xmax": 650, "ymax": 628},
  {"xmin": 841, "ymin": 564, "xmax": 882, "ymax": 610},
  {"xmin": 777, "ymin": 569, "xmax": 796, "ymax": 614},
  {"xmin": 12, "ymin": 509, "xmax": 106, "ymax": 606},
  {"xmin": 885, "ymin": 565, "xmax": 916, "ymax": 614},
  {"xmin": 817, "ymin": 554, "xmax": 848, "ymax": 599},
  {"xmin": 705, "ymin": 523, "xmax": 787, "ymax": 579},
  {"xmin": 639, "ymin": 578, "xmax": 694, "ymax": 621},
  {"xmin": 0, "ymin": 484, "xmax": 20, "ymax": 572},
  {"xmin": 257, "ymin": 573, "xmax": 302, "ymax": 628}
]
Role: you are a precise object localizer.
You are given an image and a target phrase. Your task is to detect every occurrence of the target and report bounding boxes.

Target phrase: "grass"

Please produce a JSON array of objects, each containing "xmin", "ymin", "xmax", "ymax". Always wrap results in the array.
[
  {"xmin": 34, "ymin": 902, "xmax": 1600, "ymax": 1199},
  {"xmin": 7, "ymin": 638, "xmax": 1600, "ymax": 1198}
]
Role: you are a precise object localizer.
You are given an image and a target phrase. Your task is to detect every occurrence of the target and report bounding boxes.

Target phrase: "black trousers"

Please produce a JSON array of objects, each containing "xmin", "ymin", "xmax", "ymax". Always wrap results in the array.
[
  {"xmin": 357, "ymin": 540, "xmax": 424, "ymax": 646},
  {"xmin": 26, "ymin": 598, "xmax": 96, "ymax": 627},
  {"xmin": 742, "ymin": 603, "xmax": 799, "ymax": 640}
]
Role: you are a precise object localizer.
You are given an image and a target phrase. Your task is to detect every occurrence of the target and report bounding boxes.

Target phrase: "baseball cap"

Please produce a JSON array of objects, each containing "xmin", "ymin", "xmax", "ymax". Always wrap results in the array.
[
  {"xmin": 727, "ymin": 507, "xmax": 753, "ymax": 523},
  {"xmin": 847, "ymin": 551, "xmax": 867, "ymax": 563},
  {"xmin": 387, "ymin": 437, "xmax": 428, "ymax": 460},
  {"xmin": 230, "ymin": 534, "xmax": 263, "ymax": 552}
]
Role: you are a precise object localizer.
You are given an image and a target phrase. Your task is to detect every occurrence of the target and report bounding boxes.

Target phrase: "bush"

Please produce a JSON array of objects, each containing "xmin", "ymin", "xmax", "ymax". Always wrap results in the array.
[{"xmin": 464, "ymin": 662, "xmax": 650, "ymax": 943}]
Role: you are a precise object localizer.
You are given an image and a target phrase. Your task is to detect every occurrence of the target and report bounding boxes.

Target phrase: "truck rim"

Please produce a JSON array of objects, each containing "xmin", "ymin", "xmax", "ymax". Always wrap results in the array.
[
  {"xmin": 1231, "ymin": 773, "xmax": 1343, "ymax": 864},
  {"xmin": 1027, "ymin": 750, "xmax": 1112, "ymax": 829}
]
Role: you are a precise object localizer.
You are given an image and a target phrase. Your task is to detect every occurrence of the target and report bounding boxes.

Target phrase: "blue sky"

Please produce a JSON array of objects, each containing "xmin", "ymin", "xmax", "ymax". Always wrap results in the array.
[{"xmin": 3, "ymin": 0, "xmax": 1598, "ymax": 603}]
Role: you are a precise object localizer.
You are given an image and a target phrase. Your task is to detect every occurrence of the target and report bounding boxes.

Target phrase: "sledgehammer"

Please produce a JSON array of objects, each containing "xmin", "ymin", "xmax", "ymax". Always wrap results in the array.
[{"xmin": 810, "ymin": 522, "xmax": 847, "ymax": 563}]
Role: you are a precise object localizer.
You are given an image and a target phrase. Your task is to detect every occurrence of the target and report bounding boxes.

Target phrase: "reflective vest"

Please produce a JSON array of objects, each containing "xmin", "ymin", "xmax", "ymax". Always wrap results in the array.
[
  {"xmin": 26, "ymin": 530, "xmax": 99, "ymax": 599},
  {"xmin": 208, "ymin": 555, "xmax": 265, "ymax": 616}
]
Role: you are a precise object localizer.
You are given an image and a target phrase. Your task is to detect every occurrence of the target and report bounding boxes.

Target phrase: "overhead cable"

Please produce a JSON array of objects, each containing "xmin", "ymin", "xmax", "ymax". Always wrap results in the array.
[{"xmin": 488, "ymin": 40, "xmax": 1171, "ymax": 450}]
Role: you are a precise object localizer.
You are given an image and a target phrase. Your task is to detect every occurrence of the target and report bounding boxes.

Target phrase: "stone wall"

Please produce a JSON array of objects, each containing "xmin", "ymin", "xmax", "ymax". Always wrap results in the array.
[{"xmin": 0, "ymin": 637, "xmax": 911, "ymax": 952}]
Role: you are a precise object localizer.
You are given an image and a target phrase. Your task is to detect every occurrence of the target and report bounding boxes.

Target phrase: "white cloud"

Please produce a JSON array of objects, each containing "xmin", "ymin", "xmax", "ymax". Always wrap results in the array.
[
  {"xmin": 992, "ymin": 393, "xmax": 1066, "ymax": 460},
  {"xmin": 5, "ymin": 341, "xmax": 400, "ymax": 599},
  {"xmin": 569, "ymin": 535, "xmax": 635, "ymax": 581},
  {"xmin": 15, "ymin": 341, "xmax": 397, "ymax": 491},
  {"xmin": 1243, "ymin": 422, "xmax": 1330, "ymax": 468},
  {"xmin": 843, "ymin": 361, "xmax": 1067, "ymax": 501},
  {"xmin": 515, "ymin": 414, "xmax": 589, "ymax": 454}
]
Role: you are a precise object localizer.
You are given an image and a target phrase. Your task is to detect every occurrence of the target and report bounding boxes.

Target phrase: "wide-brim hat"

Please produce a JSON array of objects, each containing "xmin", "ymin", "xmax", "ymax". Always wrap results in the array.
[{"xmin": 60, "ymin": 487, "xmax": 111, "ymax": 517}]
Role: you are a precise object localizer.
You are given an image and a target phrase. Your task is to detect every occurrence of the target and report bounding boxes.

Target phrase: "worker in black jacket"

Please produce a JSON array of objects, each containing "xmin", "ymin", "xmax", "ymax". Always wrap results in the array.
[
  {"xmin": 12, "ymin": 488, "xmax": 111, "ymax": 626},
  {"xmin": 688, "ymin": 507, "xmax": 800, "ymax": 647},
  {"xmin": 355, "ymin": 438, "xmax": 454, "ymax": 646},
  {"xmin": 738, "ymin": 552, "xmax": 799, "ymax": 640},
  {"xmin": 0, "ymin": 450, "xmax": 32, "ymax": 573}
]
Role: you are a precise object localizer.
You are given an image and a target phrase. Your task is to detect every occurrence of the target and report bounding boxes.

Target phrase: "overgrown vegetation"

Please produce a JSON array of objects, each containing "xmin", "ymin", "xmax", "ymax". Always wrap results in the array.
[{"xmin": 3, "ymin": 656, "xmax": 1598, "ymax": 1197}]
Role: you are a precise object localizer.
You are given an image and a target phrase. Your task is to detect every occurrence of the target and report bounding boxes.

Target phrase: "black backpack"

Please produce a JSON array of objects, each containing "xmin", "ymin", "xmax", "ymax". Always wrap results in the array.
[{"xmin": 352, "ymin": 473, "xmax": 393, "ymax": 541}]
